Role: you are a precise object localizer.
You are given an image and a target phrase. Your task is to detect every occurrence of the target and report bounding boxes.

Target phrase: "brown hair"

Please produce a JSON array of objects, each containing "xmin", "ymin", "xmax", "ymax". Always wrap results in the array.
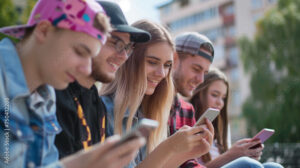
[{"xmin": 190, "ymin": 67, "xmax": 229, "ymax": 163}]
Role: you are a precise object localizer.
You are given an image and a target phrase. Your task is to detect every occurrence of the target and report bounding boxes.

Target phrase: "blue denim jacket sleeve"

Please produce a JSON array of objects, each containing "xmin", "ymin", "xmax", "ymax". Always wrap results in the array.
[{"xmin": 0, "ymin": 38, "xmax": 62, "ymax": 168}]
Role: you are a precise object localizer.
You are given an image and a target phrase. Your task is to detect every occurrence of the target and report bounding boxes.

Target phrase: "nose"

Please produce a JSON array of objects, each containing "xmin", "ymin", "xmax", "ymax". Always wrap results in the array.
[
  {"xmin": 155, "ymin": 65, "xmax": 166, "ymax": 78},
  {"xmin": 116, "ymin": 50, "xmax": 129, "ymax": 63},
  {"xmin": 78, "ymin": 58, "xmax": 92, "ymax": 76},
  {"xmin": 216, "ymin": 97, "xmax": 224, "ymax": 109},
  {"xmin": 195, "ymin": 73, "xmax": 204, "ymax": 85}
]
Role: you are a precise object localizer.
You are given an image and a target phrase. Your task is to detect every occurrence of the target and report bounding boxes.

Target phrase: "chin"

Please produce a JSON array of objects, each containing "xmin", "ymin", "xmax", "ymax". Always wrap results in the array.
[
  {"xmin": 145, "ymin": 90, "xmax": 155, "ymax": 95},
  {"xmin": 181, "ymin": 91, "xmax": 192, "ymax": 97},
  {"xmin": 52, "ymin": 82, "xmax": 69, "ymax": 90}
]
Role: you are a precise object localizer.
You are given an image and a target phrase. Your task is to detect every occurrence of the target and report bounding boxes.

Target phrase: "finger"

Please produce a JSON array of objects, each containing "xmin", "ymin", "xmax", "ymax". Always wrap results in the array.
[
  {"xmin": 204, "ymin": 118, "xmax": 214, "ymax": 135},
  {"xmin": 244, "ymin": 140, "xmax": 261, "ymax": 149},
  {"xmin": 179, "ymin": 125, "xmax": 191, "ymax": 130},
  {"xmin": 238, "ymin": 138, "xmax": 253, "ymax": 144},
  {"xmin": 89, "ymin": 135, "xmax": 121, "ymax": 155},
  {"xmin": 188, "ymin": 126, "xmax": 206, "ymax": 135},
  {"xmin": 112, "ymin": 137, "xmax": 145, "ymax": 157}
]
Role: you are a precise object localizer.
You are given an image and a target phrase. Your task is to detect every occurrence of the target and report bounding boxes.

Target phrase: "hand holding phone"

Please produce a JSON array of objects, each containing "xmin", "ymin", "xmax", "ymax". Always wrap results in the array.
[
  {"xmin": 250, "ymin": 128, "xmax": 275, "ymax": 149},
  {"xmin": 113, "ymin": 118, "xmax": 159, "ymax": 147},
  {"xmin": 194, "ymin": 108, "xmax": 220, "ymax": 126}
]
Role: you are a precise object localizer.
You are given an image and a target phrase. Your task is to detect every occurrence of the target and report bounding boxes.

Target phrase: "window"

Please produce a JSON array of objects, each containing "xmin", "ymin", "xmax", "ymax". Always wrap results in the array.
[
  {"xmin": 162, "ymin": 5, "xmax": 171, "ymax": 15},
  {"xmin": 169, "ymin": 7, "xmax": 218, "ymax": 31},
  {"xmin": 268, "ymin": 0, "xmax": 277, "ymax": 4},
  {"xmin": 252, "ymin": 0, "xmax": 263, "ymax": 10},
  {"xmin": 223, "ymin": 4, "xmax": 234, "ymax": 15},
  {"xmin": 228, "ymin": 47, "xmax": 239, "ymax": 66},
  {"xmin": 180, "ymin": 0, "xmax": 190, "ymax": 7},
  {"xmin": 230, "ymin": 68, "xmax": 240, "ymax": 82}
]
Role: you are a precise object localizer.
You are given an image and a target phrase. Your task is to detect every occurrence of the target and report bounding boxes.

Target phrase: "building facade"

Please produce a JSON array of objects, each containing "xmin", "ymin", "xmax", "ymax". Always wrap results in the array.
[{"xmin": 158, "ymin": 0, "xmax": 277, "ymax": 141}]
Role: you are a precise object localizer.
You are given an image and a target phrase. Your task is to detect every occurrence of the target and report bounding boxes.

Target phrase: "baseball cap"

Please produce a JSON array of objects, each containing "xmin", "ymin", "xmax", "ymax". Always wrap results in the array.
[
  {"xmin": 97, "ymin": 1, "xmax": 151, "ymax": 43},
  {"xmin": 175, "ymin": 32, "xmax": 214, "ymax": 62},
  {"xmin": 0, "ymin": 0, "xmax": 108, "ymax": 44}
]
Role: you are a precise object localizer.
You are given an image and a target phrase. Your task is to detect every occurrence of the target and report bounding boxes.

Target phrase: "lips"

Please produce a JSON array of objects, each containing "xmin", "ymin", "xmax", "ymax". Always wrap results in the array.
[
  {"xmin": 108, "ymin": 61, "xmax": 121, "ymax": 72},
  {"xmin": 66, "ymin": 73, "xmax": 76, "ymax": 83},
  {"xmin": 147, "ymin": 78, "xmax": 160, "ymax": 88}
]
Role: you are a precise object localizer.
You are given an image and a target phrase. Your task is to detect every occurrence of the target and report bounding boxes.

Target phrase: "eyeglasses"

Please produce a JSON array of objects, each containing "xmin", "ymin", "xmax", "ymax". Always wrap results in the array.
[{"xmin": 109, "ymin": 36, "xmax": 134, "ymax": 56}]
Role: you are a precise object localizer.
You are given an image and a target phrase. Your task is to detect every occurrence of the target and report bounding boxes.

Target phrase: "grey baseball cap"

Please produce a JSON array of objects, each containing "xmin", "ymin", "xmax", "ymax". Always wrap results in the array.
[{"xmin": 175, "ymin": 32, "xmax": 214, "ymax": 62}]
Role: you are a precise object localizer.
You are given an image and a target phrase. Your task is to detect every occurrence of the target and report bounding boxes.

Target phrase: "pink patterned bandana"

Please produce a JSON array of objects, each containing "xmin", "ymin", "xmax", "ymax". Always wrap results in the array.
[{"xmin": 0, "ymin": 0, "xmax": 107, "ymax": 44}]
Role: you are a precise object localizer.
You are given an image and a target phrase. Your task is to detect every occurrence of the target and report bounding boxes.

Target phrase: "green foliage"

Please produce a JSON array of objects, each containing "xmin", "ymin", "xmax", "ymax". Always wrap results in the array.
[
  {"xmin": 239, "ymin": 0, "xmax": 300, "ymax": 143},
  {"xmin": 0, "ymin": 0, "xmax": 37, "ymax": 27},
  {"xmin": 0, "ymin": 0, "xmax": 18, "ymax": 27}
]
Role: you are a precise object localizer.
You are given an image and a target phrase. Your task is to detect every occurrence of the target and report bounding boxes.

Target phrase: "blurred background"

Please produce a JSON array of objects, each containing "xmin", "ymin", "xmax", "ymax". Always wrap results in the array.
[{"xmin": 1, "ymin": 0, "xmax": 299, "ymax": 167}]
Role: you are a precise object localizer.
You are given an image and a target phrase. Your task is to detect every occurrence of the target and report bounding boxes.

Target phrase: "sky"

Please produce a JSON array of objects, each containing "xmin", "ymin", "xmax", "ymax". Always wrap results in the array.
[{"xmin": 112, "ymin": 0, "xmax": 171, "ymax": 24}]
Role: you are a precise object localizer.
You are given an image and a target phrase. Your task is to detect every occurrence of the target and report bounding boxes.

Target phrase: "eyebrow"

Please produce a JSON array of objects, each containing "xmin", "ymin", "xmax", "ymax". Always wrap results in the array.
[
  {"xmin": 111, "ymin": 35, "xmax": 126, "ymax": 44},
  {"xmin": 193, "ymin": 63, "xmax": 204, "ymax": 70},
  {"xmin": 146, "ymin": 56, "xmax": 173, "ymax": 63},
  {"xmin": 78, "ymin": 44, "xmax": 91, "ymax": 55}
]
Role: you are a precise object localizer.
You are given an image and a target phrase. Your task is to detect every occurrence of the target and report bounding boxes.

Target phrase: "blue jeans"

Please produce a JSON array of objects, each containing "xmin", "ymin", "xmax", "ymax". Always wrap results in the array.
[{"xmin": 222, "ymin": 157, "xmax": 283, "ymax": 168}]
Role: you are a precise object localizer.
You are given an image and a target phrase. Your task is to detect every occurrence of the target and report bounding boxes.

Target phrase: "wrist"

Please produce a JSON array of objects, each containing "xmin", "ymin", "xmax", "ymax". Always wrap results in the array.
[{"xmin": 224, "ymin": 149, "xmax": 241, "ymax": 160}]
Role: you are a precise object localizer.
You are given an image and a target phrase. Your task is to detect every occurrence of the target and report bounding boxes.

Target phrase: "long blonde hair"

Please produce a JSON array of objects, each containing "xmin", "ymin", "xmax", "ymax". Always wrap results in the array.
[
  {"xmin": 190, "ymin": 67, "xmax": 229, "ymax": 163},
  {"xmin": 100, "ymin": 19, "xmax": 175, "ymax": 153}
]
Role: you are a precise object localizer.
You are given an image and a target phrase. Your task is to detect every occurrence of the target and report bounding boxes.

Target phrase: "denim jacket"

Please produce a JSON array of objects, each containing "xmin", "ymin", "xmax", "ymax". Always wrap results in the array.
[
  {"xmin": 100, "ymin": 95, "xmax": 146, "ymax": 168},
  {"xmin": 0, "ymin": 38, "xmax": 62, "ymax": 168}
]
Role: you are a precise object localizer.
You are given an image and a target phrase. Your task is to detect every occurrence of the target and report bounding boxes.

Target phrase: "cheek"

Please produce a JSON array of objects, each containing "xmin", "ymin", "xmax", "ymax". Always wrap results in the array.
[{"xmin": 207, "ymin": 95, "xmax": 217, "ymax": 107}]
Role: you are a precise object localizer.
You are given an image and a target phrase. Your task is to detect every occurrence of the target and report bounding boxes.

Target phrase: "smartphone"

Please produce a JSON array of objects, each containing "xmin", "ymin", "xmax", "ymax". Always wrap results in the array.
[
  {"xmin": 250, "ymin": 128, "xmax": 275, "ymax": 149},
  {"xmin": 194, "ymin": 108, "xmax": 220, "ymax": 126},
  {"xmin": 113, "ymin": 118, "xmax": 159, "ymax": 147}
]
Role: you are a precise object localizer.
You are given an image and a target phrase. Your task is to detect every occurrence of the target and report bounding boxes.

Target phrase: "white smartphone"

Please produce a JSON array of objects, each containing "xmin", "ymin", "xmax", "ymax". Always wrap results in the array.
[
  {"xmin": 194, "ymin": 108, "xmax": 220, "ymax": 126},
  {"xmin": 250, "ymin": 128, "xmax": 275, "ymax": 149},
  {"xmin": 113, "ymin": 118, "xmax": 159, "ymax": 147}
]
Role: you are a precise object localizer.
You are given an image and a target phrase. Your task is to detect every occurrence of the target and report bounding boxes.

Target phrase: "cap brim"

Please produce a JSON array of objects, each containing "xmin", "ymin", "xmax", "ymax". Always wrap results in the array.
[
  {"xmin": 0, "ymin": 24, "xmax": 34, "ymax": 39},
  {"xmin": 114, "ymin": 25, "xmax": 151, "ymax": 43}
]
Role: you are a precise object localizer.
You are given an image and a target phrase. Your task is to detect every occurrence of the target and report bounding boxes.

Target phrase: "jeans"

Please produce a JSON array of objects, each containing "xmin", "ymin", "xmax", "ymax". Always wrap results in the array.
[{"xmin": 222, "ymin": 157, "xmax": 283, "ymax": 168}]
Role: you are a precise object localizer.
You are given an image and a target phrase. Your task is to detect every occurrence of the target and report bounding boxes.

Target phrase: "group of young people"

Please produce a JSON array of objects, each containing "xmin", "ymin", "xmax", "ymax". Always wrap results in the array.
[{"xmin": 0, "ymin": 0, "xmax": 284, "ymax": 168}]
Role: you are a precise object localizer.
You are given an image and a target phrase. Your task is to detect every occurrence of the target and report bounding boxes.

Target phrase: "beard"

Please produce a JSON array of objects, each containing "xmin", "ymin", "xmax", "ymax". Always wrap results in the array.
[
  {"xmin": 91, "ymin": 64, "xmax": 114, "ymax": 83},
  {"xmin": 173, "ymin": 67, "xmax": 191, "ymax": 97}
]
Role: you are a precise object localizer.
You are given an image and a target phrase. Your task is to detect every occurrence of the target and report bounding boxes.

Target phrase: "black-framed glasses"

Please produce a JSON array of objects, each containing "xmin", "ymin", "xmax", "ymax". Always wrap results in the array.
[{"xmin": 109, "ymin": 36, "xmax": 134, "ymax": 56}]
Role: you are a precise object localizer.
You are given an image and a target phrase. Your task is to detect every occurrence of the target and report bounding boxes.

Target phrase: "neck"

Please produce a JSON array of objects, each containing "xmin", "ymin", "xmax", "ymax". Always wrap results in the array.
[
  {"xmin": 17, "ymin": 42, "xmax": 42, "ymax": 93},
  {"xmin": 77, "ymin": 75, "xmax": 95, "ymax": 89}
]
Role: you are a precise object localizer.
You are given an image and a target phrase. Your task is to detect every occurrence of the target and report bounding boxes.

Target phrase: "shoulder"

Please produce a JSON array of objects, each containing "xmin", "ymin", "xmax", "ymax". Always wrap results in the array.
[{"xmin": 179, "ymin": 98, "xmax": 195, "ymax": 111}]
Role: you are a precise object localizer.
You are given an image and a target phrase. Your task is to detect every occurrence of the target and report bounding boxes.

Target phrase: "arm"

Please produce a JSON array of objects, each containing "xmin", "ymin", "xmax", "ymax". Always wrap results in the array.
[
  {"xmin": 138, "ymin": 119, "xmax": 214, "ymax": 168},
  {"xmin": 204, "ymin": 138, "xmax": 263, "ymax": 168},
  {"xmin": 61, "ymin": 135, "xmax": 146, "ymax": 168}
]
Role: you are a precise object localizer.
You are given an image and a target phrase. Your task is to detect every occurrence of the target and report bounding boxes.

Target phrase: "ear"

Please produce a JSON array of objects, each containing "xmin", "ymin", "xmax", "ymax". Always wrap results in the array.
[
  {"xmin": 173, "ymin": 52, "xmax": 180, "ymax": 70},
  {"xmin": 33, "ymin": 20, "xmax": 54, "ymax": 43}
]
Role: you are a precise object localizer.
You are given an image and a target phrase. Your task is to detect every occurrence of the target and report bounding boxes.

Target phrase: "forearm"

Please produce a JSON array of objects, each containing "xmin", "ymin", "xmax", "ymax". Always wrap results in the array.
[{"xmin": 136, "ymin": 140, "xmax": 176, "ymax": 168}]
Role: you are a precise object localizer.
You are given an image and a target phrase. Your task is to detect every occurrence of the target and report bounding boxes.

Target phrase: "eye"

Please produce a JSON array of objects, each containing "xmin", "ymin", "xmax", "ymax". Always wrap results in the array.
[
  {"xmin": 193, "ymin": 67, "xmax": 200, "ymax": 73},
  {"xmin": 74, "ymin": 47, "xmax": 84, "ymax": 57},
  {"xmin": 211, "ymin": 93, "xmax": 218, "ymax": 97},
  {"xmin": 147, "ymin": 60, "xmax": 157, "ymax": 65},
  {"xmin": 164, "ymin": 63, "xmax": 172, "ymax": 68}
]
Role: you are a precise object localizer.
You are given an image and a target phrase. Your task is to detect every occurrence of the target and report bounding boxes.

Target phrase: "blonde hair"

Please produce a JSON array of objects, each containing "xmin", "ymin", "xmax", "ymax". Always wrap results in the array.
[
  {"xmin": 190, "ymin": 67, "xmax": 229, "ymax": 162},
  {"xmin": 100, "ymin": 19, "xmax": 174, "ymax": 153}
]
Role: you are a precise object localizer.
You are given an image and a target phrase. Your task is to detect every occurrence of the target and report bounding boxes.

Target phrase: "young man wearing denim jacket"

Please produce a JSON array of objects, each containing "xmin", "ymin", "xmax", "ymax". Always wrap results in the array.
[{"xmin": 0, "ymin": 0, "xmax": 145, "ymax": 168}]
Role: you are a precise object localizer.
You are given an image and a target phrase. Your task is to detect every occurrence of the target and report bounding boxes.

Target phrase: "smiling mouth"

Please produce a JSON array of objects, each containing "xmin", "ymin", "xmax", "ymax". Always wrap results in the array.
[
  {"xmin": 67, "ymin": 73, "xmax": 76, "ymax": 82},
  {"xmin": 108, "ymin": 61, "xmax": 120, "ymax": 71},
  {"xmin": 148, "ymin": 79, "xmax": 160, "ymax": 87}
]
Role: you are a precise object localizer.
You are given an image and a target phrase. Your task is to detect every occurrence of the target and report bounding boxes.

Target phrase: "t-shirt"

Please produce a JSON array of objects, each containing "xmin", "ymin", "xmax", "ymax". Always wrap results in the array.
[{"xmin": 54, "ymin": 81, "xmax": 106, "ymax": 158}]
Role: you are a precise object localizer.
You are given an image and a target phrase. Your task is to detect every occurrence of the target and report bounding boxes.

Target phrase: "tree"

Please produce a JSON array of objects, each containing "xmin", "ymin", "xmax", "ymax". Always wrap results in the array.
[
  {"xmin": 0, "ymin": 0, "xmax": 37, "ymax": 41},
  {"xmin": 239, "ymin": 0, "xmax": 300, "ymax": 143},
  {"xmin": 0, "ymin": 0, "xmax": 18, "ymax": 27}
]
